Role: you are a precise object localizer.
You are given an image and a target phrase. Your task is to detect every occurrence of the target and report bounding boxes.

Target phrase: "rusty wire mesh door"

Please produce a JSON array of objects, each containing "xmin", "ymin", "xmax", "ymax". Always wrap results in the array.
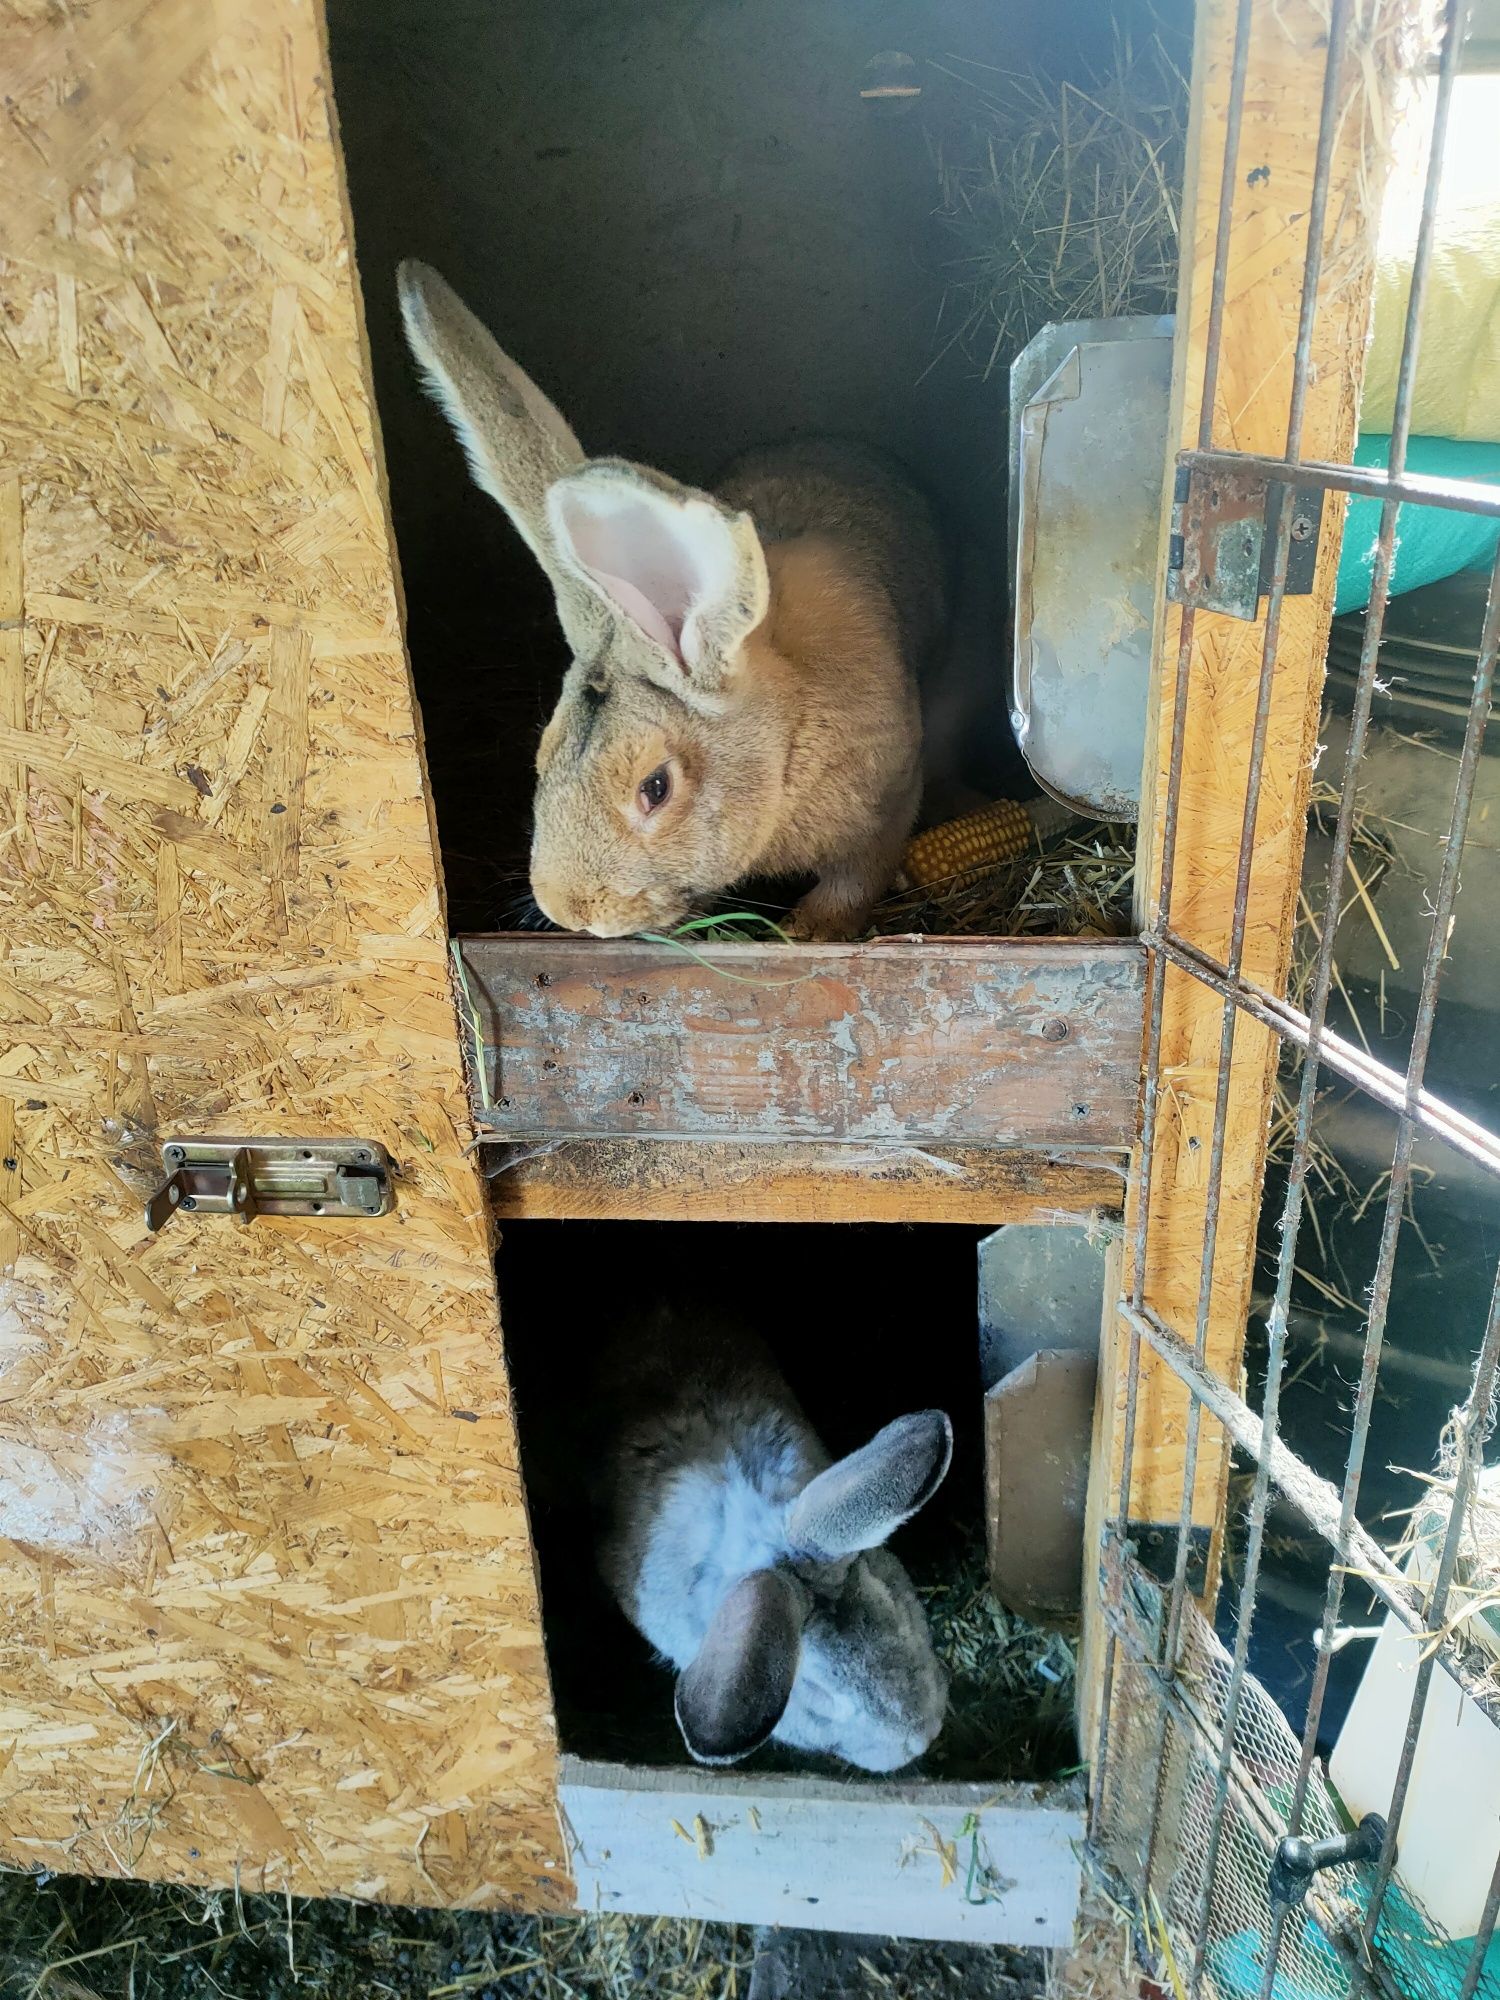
[{"xmin": 1088, "ymin": 0, "xmax": 1500, "ymax": 1995}]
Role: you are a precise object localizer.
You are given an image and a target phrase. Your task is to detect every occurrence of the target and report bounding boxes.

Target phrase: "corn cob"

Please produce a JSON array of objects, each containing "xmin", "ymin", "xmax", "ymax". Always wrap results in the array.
[{"xmin": 901, "ymin": 797, "xmax": 1075, "ymax": 889}]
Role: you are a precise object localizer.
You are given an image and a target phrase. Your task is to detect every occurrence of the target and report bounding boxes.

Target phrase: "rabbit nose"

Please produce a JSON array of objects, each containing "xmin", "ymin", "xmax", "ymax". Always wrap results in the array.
[
  {"xmin": 583, "ymin": 903, "xmax": 643, "ymax": 939},
  {"xmin": 531, "ymin": 875, "xmax": 579, "ymax": 931}
]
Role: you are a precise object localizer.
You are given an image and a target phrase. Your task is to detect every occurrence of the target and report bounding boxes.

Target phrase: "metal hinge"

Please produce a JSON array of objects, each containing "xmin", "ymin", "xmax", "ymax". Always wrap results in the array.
[
  {"xmin": 1166, "ymin": 460, "xmax": 1325, "ymax": 620},
  {"xmin": 145, "ymin": 1138, "xmax": 395, "ymax": 1231}
]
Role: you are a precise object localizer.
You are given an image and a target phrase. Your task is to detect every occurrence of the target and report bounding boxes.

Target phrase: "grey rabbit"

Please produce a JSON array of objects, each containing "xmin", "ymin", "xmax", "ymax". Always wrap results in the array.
[{"xmin": 592, "ymin": 1307, "xmax": 952, "ymax": 1772}]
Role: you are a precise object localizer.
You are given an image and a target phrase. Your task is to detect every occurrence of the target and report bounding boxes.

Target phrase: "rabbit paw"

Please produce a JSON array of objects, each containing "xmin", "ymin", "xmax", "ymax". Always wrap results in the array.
[{"xmin": 784, "ymin": 879, "xmax": 877, "ymax": 943}]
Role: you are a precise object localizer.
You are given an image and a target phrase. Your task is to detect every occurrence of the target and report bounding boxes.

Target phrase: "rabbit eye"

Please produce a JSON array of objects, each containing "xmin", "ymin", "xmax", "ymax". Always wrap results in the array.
[{"xmin": 638, "ymin": 764, "xmax": 672, "ymax": 815}]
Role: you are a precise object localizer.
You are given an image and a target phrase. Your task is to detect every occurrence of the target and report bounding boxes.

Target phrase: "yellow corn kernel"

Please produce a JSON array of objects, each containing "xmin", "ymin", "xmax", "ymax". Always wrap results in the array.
[{"xmin": 902, "ymin": 799, "xmax": 1043, "ymax": 888}]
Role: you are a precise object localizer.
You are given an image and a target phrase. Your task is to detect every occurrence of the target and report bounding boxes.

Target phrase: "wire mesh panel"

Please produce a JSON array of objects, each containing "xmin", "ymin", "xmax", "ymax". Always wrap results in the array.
[
  {"xmin": 1098, "ymin": 1536, "xmax": 1500, "ymax": 2000},
  {"xmin": 1090, "ymin": 0, "xmax": 1500, "ymax": 1994}
]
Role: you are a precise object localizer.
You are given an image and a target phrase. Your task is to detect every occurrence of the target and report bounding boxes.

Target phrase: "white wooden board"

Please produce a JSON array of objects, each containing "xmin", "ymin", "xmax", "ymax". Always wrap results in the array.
[{"xmin": 560, "ymin": 1759, "xmax": 1084, "ymax": 1947}]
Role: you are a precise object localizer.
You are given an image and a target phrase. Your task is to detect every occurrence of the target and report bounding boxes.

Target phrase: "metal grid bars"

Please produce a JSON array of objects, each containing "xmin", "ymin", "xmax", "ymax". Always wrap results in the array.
[{"xmin": 1091, "ymin": 0, "xmax": 1500, "ymax": 1996}]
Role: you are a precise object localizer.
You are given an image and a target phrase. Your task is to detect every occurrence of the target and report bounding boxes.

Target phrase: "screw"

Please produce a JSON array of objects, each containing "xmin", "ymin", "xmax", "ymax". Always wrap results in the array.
[
  {"xmin": 357, "ymin": 1149, "xmax": 373, "ymax": 1164},
  {"xmin": 1040, "ymin": 1018, "xmax": 1070, "ymax": 1043},
  {"xmin": 1072, "ymin": 1103, "xmax": 1089, "ymax": 1119},
  {"xmin": 1291, "ymin": 514, "xmax": 1314, "ymax": 541},
  {"xmin": 166, "ymin": 1145, "xmax": 185, "ymax": 1164},
  {"xmin": 181, "ymin": 1196, "xmax": 198, "ymax": 1211}
]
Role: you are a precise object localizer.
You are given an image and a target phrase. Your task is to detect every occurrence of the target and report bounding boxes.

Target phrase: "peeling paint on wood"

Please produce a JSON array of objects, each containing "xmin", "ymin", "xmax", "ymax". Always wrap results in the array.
[{"xmin": 459, "ymin": 937, "xmax": 1145, "ymax": 1149}]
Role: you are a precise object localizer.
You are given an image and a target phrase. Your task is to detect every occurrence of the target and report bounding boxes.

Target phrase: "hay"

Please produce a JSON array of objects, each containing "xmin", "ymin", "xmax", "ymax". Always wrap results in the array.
[
  {"xmin": 1045, "ymin": 1883, "xmax": 1142, "ymax": 2000},
  {"xmin": 930, "ymin": 23, "xmax": 1187, "ymax": 381},
  {"xmin": 0, "ymin": 1864, "xmax": 1054, "ymax": 1998},
  {"xmin": 1397, "ymin": 1460, "xmax": 1500, "ymax": 1711},
  {"xmin": 1262, "ymin": 780, "xmax": 1408, "ymax": 1279},
  {"xmin": 872, "ymin": 820, "xmax": 1135, "ymax": 939},
  {"xmin": 1279, "ymin": 783, "xmax": 1401, "ymax": 1034},
  {"xmin": 917, "ymin": 1532, "xmax": 1079, "ymax": 1781},
  {"xmin": 0, "ymin": 1869, "xmax": 753, "ymax": 2000}
]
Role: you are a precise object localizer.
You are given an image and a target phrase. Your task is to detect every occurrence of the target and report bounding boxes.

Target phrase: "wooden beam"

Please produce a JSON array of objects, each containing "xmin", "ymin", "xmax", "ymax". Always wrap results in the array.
[
  {"xmin": 488, "ymin": 1139, "xmax": 1126, "ymax": 1224},
  {"xmin": 457, "ymin": 936, "xmax": 1145, "ymax": 1150},
  {"xmin": 1082, "ymin": 0, "xmax": 1401, "ymax": 1726},
  {"xmin": 559, "ymin": 1759, "xmax": 1085, "ymax": 1947}
]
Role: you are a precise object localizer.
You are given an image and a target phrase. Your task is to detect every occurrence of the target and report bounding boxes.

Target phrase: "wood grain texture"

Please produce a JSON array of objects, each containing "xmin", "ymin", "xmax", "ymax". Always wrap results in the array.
[
  {"xmin": 0, "ymin": 0, "xmax": 565, "ymax": 1908},
  {"xmin": 1082, "ymin": 0, "xmax": 1400, "ymax": 1725},
  {"xmin": 559, "ymin": 1759, "xmax": 1085, "ymax": 1947},
  {"xmin": 489, "ymin": 1139, "xmax": 1126, "ymax": 1224},
  {"xmin": 459, "ymin": 937, "xmax": 1145, "ymax": 1149}
]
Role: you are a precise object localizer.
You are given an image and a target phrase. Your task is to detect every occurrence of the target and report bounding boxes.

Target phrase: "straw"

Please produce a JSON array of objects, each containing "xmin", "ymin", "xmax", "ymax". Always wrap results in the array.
[{"xmin": 930, "ymin": 22, "xmax": 1187, "ymax": 380}]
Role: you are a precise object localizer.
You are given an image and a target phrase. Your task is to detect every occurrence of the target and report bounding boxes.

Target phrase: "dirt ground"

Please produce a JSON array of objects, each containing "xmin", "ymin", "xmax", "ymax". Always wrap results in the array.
[{"xmin": 0, "ymin": 1869, "xmax": 1072, "ymax": 2000}]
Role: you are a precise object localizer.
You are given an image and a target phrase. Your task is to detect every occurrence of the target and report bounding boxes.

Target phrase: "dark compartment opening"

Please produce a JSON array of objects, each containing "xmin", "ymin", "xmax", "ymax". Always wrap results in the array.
[
  {"xmin": 497, "ymin": 1219, "xmax": 1080, "ymax": 1784},
  {"xmin": 322, "ymin": 0, "xmax": 1176, "ymax": 930}
]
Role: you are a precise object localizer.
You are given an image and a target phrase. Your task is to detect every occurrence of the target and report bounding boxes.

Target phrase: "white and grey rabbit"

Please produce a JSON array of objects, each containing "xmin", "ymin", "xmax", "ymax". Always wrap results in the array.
[
  {"xmin": 592, "ymin": 1306, "xmax": 952, "ymax": 1772},
  {"xmin": 397, "ymin": 261, "xmax": 946, "ymax": 940}
]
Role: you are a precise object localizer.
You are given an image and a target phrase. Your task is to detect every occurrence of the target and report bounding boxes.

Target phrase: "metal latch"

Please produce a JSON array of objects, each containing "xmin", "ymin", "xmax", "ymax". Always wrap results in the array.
[
  {"xmin": 145, "ymin": 1138, "xmax": 395, "ymax": 1231},
  {"xmin": 1167, "ymin": 461, "xmax": 1325, "ymax": 620}
]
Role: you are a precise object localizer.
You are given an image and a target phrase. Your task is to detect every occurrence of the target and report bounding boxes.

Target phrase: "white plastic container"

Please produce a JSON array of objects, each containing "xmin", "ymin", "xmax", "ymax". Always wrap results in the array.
[{"xmin": 1329, "ymin": 1472, "xmax": 1500, "ymax": 1944}]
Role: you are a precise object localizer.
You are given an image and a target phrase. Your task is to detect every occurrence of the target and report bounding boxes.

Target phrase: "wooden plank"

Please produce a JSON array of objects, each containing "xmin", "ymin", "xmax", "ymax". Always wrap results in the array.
[
  {"xmin": 0, "ymin": 0, "xmax": 564, "ymax": 1909},
  {"xmin": 986, "ymin": 1350, "xmax": 1096, "ymax": 1623},
  {"xmin": 1082, "ymin": 0, "xmax": 1400, "ymax": 1730},
  {"xmin": 489, "ymin": 1138, "xmax": 1126, "ymax": 1224},
  {"xmin": 559, "ymin": 1759, "xmax": 1084, "ymax": 1947},
  {"xmin": 459, "ymin": 936, "xmax": 1145, "ymax": 1149}
]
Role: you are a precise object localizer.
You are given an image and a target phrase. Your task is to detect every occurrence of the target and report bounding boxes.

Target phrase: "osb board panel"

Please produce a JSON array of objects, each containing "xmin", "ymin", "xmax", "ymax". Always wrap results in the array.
[
  {"xmin": 0, "ymin": 0, "xmax": 566, "ymax": 1909},
  {"xmin": 460, "ymin": 937, "xmax": 1145, "ymax": 1150},
  {"xmin": 489, "ymin": 1139, "xmax": 1126, "ymax": 1224},
  {"xmin": 1083, "ymin": 0, "xmax": 1398, "ymax": 1681}
]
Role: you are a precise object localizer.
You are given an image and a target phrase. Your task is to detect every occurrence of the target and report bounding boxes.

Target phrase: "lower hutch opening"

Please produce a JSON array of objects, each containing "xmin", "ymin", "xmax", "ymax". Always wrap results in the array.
[{"xmin": 496, "ymin": 1220, "xmax": 1085, "ymax": 1943}]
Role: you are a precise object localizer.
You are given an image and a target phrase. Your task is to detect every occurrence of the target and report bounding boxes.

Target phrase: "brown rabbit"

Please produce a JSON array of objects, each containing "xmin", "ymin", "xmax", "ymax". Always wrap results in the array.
[{"xmin": 398, "ymin": 263, "xmax": 946, "ymax": 939}]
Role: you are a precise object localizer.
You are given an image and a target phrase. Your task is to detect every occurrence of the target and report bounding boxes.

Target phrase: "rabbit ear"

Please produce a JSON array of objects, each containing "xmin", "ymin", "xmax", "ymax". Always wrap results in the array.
[
  {"xmin": 786, "ymin": 1412, "xmax": 953, "ymax": 1563},
  {"xmin": 674, "ymin": 1570, "xmax": 804, "ymax": 1766},
  {"xmin": 397, "ymin": 262, "xmax": 599, "ymax": 637},
  {"xmin": 547, "ymin": 462, "xmax": 769, "ymax": 694}
]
